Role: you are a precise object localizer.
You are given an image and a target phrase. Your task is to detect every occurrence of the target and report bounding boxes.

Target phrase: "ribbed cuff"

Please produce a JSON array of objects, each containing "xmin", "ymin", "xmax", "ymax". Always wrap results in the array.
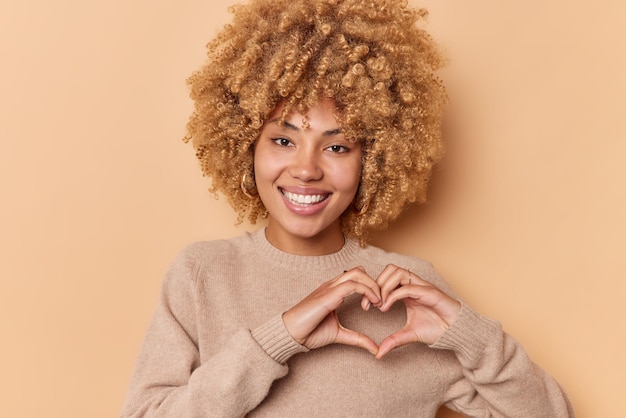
[
  {"xmin": 251, "ymin": 315, "xmax": 309, "ymax": 364},
  {"xmin": 430, "ymin": 302, "xmax": 501, "ymax": 366}
]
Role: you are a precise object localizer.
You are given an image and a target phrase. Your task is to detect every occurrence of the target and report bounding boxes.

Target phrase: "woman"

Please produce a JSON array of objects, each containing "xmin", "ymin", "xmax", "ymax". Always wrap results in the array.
[{"xmin": 122, "ymin": 0, "xmax": 574, "ymax": 416}]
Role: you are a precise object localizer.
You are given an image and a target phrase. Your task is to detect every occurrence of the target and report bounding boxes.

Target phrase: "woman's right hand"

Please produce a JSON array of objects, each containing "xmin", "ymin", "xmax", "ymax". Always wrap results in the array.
[{"xmin": 282, "ymin": 267, "xmax": 381, "ymax": 355}]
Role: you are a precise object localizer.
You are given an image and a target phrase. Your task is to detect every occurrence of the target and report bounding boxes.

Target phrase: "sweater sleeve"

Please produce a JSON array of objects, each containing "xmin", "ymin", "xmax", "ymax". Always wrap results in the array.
[
  {"xmin": 120, "ymin": 246, "xmax": 307, "ymax": 418},
  {"xmin": 431, "ymin": 303, "xmax": 575, "ymax": 417}
]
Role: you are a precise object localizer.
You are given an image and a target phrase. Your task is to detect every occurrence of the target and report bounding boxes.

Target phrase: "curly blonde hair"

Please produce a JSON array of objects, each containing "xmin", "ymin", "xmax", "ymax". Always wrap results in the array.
[{"xmin": 185, "ymin": 0, "xmax": 446, "ymax": 245}]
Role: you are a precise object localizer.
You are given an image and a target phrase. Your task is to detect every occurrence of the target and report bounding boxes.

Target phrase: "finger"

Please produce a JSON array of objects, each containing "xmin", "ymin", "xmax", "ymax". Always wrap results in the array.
[
  {"xmin": 376, "ymin": 327, "xmax": 417, "ymax": 359},
  {"xmin": 379, "ymin": 284, "xmax": 440, "ymax": 312},
  {"xmin": 335, "ymin": 323, "xmax": 379, "ymax": 355},
  {"xmin": 334, "ymin": 268, "xmax": 381, "ymax": 308},
  {"xmin": 341, "ymin": 267, "xmax": 382, "ymax": 311},
  {"xmin": 360, "ymin": 294, "xmax": 372, "ymax": 311},
  {"xmin": 404, "ymin": 270, "xmax": 431, "ymax": 287},
  {"xmin": 377, "ymin": 265, "xmax": 433, "ymax": 296},
  {"xmin": 334, "ymin": 267, "xmax": 378, "ymax": 289},
  {"xmin": 331, "ymin": 279, "xmax": 381, "ymax": 307},
  {"xmin": 342, "ymin": 268, "xmax": 373, "ymax": 309},
  {"xmin": 381, "ymin": 285, "xmax": 461, "ymax": 325},
  {"xmin": 376, "ymin": 264, "xmax": 408, "ymax": 302}
]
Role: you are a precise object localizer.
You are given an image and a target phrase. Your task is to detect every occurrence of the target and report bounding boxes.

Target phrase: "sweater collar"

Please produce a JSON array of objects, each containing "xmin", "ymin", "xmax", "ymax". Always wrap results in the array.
[{"xmin": 250, "ymin": 228, "xmax": 362, "ymax": 272}]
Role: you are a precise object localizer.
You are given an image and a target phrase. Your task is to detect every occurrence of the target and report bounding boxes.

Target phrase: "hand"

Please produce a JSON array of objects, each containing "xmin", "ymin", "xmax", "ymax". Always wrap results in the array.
[
  {"xmin": 374, "ymin": 264, "xmax": 462, "ymax": 359},
  {"xmin": 282, "ymin": 267, "xmax": 382, "ymax": 355}
]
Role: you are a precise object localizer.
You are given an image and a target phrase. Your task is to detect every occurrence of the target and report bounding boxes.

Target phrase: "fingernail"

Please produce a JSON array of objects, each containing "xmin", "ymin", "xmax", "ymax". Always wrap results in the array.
[{"xmin": 365, "ymin": 302, "xmax": 371, "ymax": 311}]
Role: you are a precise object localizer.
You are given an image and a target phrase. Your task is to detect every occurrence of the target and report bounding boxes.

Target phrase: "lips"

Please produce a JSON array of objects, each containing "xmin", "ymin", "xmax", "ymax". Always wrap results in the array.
[{"xmin": 280, "ymin": 189, "xmax": 330, "ymax": 207}]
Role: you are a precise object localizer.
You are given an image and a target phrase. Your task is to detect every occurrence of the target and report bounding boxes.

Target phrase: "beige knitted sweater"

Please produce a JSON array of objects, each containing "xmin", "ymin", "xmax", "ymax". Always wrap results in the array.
[{"xmin": 122, "ymin": 229, "xmax": 574, "ymax": 417}]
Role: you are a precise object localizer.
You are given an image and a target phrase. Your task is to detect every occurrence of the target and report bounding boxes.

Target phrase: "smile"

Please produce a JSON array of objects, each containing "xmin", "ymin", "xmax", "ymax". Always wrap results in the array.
[{"xmin": 281, "ymin": 190, "xmax": 329, "ymax": 206}]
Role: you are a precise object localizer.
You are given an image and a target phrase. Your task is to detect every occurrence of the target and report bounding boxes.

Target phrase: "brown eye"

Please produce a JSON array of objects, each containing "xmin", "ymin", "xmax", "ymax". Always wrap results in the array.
[
  {"xmin": 326, "ymin": 144, "xmax": 349, "ymax": 154},
  {"xmin": 272, "ymin": 137, "xmax": 293, "ymax": 147}
]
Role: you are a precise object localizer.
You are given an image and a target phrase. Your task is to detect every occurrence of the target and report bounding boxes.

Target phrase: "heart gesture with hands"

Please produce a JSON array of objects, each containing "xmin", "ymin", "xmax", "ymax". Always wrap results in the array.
[{"xmin": 282, "ymin": 264, "xmax": 462, "ymax": 359}]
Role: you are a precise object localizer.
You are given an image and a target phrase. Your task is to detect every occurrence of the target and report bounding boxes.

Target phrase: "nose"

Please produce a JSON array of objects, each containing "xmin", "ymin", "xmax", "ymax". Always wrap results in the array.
[{"xmin": 288, "ymin": 148, "xmax": 323, "ymax": 182}]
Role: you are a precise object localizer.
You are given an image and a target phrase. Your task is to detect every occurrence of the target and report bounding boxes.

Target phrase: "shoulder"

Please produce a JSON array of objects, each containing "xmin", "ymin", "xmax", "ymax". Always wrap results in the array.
[
  {"xmin": 163, "ymin": 232, "xmax": 255, "ymax": 287},
  {"xmin": 174, "ymin": 232, "xmax": 254, "ymax": 265}
]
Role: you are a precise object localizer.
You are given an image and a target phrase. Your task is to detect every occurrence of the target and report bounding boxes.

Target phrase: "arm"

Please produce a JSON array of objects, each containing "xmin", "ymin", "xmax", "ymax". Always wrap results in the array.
[
  {"xmin": 434, "ymin": 303, "xmax": 575, "ymax": 417},
  {"xmin": 373, "ymin": 263, "xmax": 574, "ymax": 417},
  {"xmin": 121, "ymin": 249, "xmax": 305, "ymax": 418}
]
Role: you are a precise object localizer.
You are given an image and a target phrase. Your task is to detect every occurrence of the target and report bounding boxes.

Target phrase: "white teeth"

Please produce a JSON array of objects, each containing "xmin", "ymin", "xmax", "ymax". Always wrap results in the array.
[{"xmin": 283, "ymin": 190, "xmax": 327, "ymax": 206}]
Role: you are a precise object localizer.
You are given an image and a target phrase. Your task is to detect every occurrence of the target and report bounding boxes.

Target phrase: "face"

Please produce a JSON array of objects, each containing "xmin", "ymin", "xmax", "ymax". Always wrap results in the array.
[{"xmin": 253, "ymin": 99, "xmax": 362, "ymax": 255}]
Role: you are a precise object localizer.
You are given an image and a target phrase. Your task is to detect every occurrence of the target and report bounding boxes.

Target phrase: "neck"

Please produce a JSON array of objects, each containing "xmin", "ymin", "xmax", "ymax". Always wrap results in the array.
[{"xmin": 264, "ymin": 222, "xmax": 345, "ymax": 256}]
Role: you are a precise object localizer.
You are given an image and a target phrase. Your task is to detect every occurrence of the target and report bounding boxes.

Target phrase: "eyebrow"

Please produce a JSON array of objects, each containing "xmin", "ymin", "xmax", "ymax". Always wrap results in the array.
[{"xmin": 268, "ymin": 118, "xmax": 342, "ymax": 136}]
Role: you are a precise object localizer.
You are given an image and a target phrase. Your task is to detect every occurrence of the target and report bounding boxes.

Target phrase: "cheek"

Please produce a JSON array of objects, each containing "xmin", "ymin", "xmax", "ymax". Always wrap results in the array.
[
  {"xmin": 253, "ymin": 148, "xmax": 270, "ymax": 179},
  {"xmin": 334, "ymin": 159, "xmax": 362, "ymax": 194},
  {"xmin": 253, "ymin": 148, "xmax": 283, "ymax": 188}
]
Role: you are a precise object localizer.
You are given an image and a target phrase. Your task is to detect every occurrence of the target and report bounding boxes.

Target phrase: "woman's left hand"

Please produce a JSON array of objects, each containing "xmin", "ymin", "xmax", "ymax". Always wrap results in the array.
[{"xmin": 372, "ymin": 264, "xmax": 462, "ymax": 359}]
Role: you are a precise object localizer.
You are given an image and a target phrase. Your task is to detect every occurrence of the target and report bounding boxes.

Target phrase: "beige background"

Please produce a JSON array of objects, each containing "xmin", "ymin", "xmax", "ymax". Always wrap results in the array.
[{"xmin": 1, "ymin": 0, "xmax": 624, "ymax": 416}]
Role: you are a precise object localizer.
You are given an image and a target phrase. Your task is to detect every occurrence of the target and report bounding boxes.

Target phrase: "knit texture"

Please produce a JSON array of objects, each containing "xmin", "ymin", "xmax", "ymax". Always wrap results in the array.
[{"xmin": 121, "ymin": 229, "xmax": 574, "ymax": 417}]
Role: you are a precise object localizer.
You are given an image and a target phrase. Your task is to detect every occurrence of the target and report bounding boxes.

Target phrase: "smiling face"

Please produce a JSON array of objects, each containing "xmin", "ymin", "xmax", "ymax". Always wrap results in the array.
[{"xmin": 253, "ymin": 99, "xmax": 362, "ymax": 255}]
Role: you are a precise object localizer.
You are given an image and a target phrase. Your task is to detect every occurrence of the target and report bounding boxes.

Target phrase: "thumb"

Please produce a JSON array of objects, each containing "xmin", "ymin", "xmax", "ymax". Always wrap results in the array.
[
  {"xmin": 335, "ymin": 324, "xmax": 379, "ymax": 356},
  {"xmin": 376, "ymin": 328, "xmax": 417, "ymax": 359}
]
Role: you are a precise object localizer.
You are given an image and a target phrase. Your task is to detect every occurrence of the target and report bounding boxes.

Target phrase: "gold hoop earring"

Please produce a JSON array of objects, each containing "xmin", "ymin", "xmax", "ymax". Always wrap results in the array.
[
  {"xmin": 354, "ymin": 200, "xmax": 369, "ymax": 216},
  {"xmin": 241, "ymin": 173, "xmax": 257, "ymax": 199}
]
